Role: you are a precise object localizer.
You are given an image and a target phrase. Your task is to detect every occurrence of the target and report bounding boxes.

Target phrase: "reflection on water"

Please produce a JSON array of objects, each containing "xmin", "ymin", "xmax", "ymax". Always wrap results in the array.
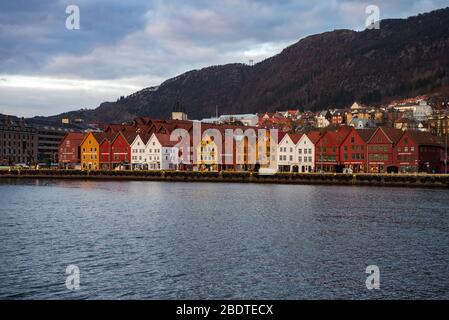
[{"xmin": 0, "ymin": 179, "xmax": 448, "ymax": 299}]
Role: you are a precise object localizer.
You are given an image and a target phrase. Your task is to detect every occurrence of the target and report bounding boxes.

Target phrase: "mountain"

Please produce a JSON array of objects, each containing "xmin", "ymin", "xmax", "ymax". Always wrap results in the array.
[{"xmin": 39, "ymin": 7, "xmax": 449, "ymax": 123}]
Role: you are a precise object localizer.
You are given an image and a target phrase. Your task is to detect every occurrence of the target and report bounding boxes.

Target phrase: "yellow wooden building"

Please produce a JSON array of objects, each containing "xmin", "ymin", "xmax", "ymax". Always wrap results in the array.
[{"xmin": 80, "ymin": 132, "xmax": 102, "ymax": 170}]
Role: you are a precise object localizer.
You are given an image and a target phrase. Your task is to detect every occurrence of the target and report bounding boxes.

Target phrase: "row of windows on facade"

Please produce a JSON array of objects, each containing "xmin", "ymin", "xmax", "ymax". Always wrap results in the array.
[
  {"xmin": 318, "ymin": 155, "xmax": 337, "ymax": 161},
  {"xmin": 200, "ymin": 146, "xmax": 215, "ymax": 152},
  {"xmin": 131, "ymin": 155, "xmax": 174, "ymax": 161},
  {"xmin": 82, "ymin": 147, "xmax": 129, "ymax": 153},
  {"xmin": 279, "ymin": 155, "xmax": 313, "ymax": 162},
  {"xmin": 82, "ymin": 163, "xmax": 97, "ymax": 169},
  {"xmin": 279, "ymin": 147, "xmax": 313, "ymax": 154},
  {"xmin": 2, "ymin": 140, "xmax": 35, "ymax": 148},
  {"xmin": 101, "ymin": 155, "xmax": 129, "ymax": 161},
  {"xmin": 132, "ymin": 148, "xmax": 161, "ymax": 153},
  {"xmin": 136, "ymin": 141, "xmax": 158, "ymax": 147},
  {"xmin": 61, "ymin": 147, "xmax": 76, "ymax": 153},
  {"xmin": 317, "ymin": 147, "xmax": 337, "ymax": 153},
  {"xmin": 200, "ymin": 155, "xmax": 216, "ymax": 161},
  {"xmin": 1, "ymin": 156, "xmax": 33, "ymax": 163},
  {"xmin": 0, "ymin": 133, "xmax": 35, "ymax": 140},
  {"xmin": 343, "ymin": 153, "xmax": 364, "ymax": 160},
  {"xmin": 0, "ymin": 148, "xmax": 35, "ymax": 155}
]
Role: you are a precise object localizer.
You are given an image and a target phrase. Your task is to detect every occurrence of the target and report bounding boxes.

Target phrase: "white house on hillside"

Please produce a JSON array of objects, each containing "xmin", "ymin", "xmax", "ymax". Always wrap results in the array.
[{"xmin": 316, "ymin": 111, "xmax": 330, "ymax": 128}]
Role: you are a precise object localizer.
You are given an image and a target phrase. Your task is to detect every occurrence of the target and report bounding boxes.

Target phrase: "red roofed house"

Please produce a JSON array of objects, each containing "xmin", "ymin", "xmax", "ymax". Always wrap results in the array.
[
  {"xmin": 109, "ymin": 131, "xmax": 136, "ymax": 170},
  {"xmin": 396, "ymin": 131, "xmax": 446, "ymax": 173},
  {"xmin": 99, "ymin": 135, "xmax": 112, "ymax": 170},
  {"xmin": 339, "ymin": 128, "xmax": 376, "ymax": 173},
  {"xmin": 366, "ymin": 127, "xmax": 404, "ymax": 173},
  {"xmin": 315, "ymin": 127, "xmax": 351, "ymax": 172},
  {"xmin": 58, "ymin": 132, "xmax": 85, "ymax": 169},
  {"xmin": 277, "ymin": 133, "xmax": 302, "ymax": 172}
]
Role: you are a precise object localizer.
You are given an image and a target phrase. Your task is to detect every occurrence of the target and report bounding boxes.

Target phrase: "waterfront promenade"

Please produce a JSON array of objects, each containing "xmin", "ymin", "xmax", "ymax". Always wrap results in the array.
[{"xmin": 1, "ymin": 170, "xmax": 448, "ymax": 188}]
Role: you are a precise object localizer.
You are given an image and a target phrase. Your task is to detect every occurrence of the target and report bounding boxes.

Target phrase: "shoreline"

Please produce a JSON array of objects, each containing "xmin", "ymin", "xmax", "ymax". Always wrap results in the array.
[{"xmin": 1, "ymin": 170, "xmax": 448, "ymax": 189}]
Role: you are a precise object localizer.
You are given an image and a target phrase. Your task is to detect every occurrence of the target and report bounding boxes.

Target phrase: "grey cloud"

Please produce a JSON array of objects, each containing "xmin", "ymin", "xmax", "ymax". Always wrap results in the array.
[{"xmin": 1, "ymin": 0, "xmax": 449, "ymax": 116}]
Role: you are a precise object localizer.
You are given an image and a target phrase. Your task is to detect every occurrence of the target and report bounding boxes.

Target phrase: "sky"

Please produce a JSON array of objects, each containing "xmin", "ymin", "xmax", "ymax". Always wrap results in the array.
[{"xmin": 1, "ymin": 0, "xmax": 449, "ymax": 117}]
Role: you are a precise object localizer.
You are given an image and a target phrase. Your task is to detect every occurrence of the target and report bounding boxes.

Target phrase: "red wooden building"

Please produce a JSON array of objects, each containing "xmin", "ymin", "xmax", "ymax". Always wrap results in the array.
[
  {"xmin": 339, "ymin": 128, "xmax": 376, "ymax": 173},
  {"xmin": 99, "ymin": 136, "xmax": 112, "ymax": 170},
  {"xmin": 110, "ymin": 131, "xmax": 136, "ymax": 170},
  {"xmin": 396, "ymin": 131, "xmax": 446, "ymax": 173},
  {"xmin": 58, "ymin": 132, "xmax": 85, "ymax": 169},
  {"xmin": 366, "ymin": 127, "xmax": 403, "ymax": 173},
  {"xmin": 315, "ymin": 127, "xmax": 351, "ymax": 172}
]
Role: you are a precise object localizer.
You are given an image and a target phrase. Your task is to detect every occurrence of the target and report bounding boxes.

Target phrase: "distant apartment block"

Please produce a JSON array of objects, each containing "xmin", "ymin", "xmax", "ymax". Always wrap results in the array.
[{"xmin": 0, "ymin": 117, "xmax": 38, "ymax": 165}]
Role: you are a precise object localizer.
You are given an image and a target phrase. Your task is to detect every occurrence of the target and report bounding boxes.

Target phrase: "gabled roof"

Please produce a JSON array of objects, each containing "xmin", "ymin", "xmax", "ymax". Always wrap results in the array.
[
  {"xmin": 357, "ymin": 129, "xmax": 377, "ymax": 142},
  {"xmin": 59, "ymin": 132, "xmax": 85, "ymax": 147},
  {"xmin": 93, "ymin": 132, "xmax": 113, "ymax": 145},
  {"xmin": 367, "ymin": 127, "xmax": 403, "ymax": 144},
  {"xmin": 318, "ymin": 127, "xmax": 351, "ymax": 146},
  {"xmin": 381, "ymin": 127, "xmax": 404, "ymax": 144},
  {"xmin": 403, "ymin": 131, "xmax": 444, "ymax": 148},
  {"xmin": 277, "ymin": 132, "xmax": 288, "ymax": 143},
  {"xmin": 139, "ymin": 132, "xmax": 152, "ymax": 145},
  {"xmin": 306, "ymin": 131, "xmax": 322, "ymax": 144},
  {"xmin": 288, "ymin": 133, "xmax": 303, "ymax": 144},
  {"xmin": 153, "ymin": 133, "xmax": 180, "ymax": 147}
]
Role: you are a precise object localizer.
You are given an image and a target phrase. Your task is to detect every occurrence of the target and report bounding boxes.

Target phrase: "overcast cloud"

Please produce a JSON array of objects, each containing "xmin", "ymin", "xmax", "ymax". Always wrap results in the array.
[{"xmin": 0, "ymin": 0, "xmax": 448, "ymax": 117}]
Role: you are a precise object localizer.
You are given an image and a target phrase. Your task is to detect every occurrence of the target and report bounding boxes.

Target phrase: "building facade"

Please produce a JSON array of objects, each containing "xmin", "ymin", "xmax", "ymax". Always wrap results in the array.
[
  {"xmin": 366, "ymin": 128, "xmax": 403, "ymax": 173},
  {"xmin": 80, "ymin": 132, "xmax": 102, "ymax": 170},
  {"xmin": 58, "ymin": 133, "xmax": 84, "ymax": 169},
  {"xmin": 0, "ymin": 118, "xmax": 38, "ymax": 165}
]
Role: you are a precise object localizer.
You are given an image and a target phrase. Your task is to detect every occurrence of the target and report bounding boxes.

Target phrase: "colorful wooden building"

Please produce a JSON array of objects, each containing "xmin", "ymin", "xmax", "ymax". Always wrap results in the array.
[
  {"xmin": 339, "ymin": 128, "xmax": 376, "ymax": 173},
  {"xmin": 58, "ymin": 132, "xmax": 85, "ymax": 169},
  {"xmin": 366, "ymin": 128, "xmax": 403, "ymax": 173},
  {"xmin": 80, "ymin": 132, "xmax": 104, "ymax": 170}
]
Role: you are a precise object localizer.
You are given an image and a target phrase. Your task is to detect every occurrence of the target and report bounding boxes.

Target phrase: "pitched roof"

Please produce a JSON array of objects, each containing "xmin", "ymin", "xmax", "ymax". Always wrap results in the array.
[
  {"xmin": 138, "ymin": 132, "xmax": 152, "ymax": 145},
  {"xmin": 405, "ymin": 131, "xmax": 444, "ymax": 147},
  {"xmin": 288, "ymin": 133, "xmax": 304, "ymax": 144},
  {"xmin": 306, "ymin": 131, "xmax": 322, "ymax": 144},
  {"xmin": 357, "ymin": 128, "xmax": 377, "ymax": 142},
  {"xmin": 154, "ymin": 133, "xmax": 180, "ymax": 147},
  {"xmin": 59, "ymin": 132, "xmax": 85, "ymax": 147},
  {"xmin": 381, "ymin": 127, "xmax": 404, "ymax": 143},
  {"xmin": 277, "ymin": 132, "xmax": 287, "ymax": 143},
  {"xmin": 92, "ymin": 132, "xmax": 111, "ymax": 144}
]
